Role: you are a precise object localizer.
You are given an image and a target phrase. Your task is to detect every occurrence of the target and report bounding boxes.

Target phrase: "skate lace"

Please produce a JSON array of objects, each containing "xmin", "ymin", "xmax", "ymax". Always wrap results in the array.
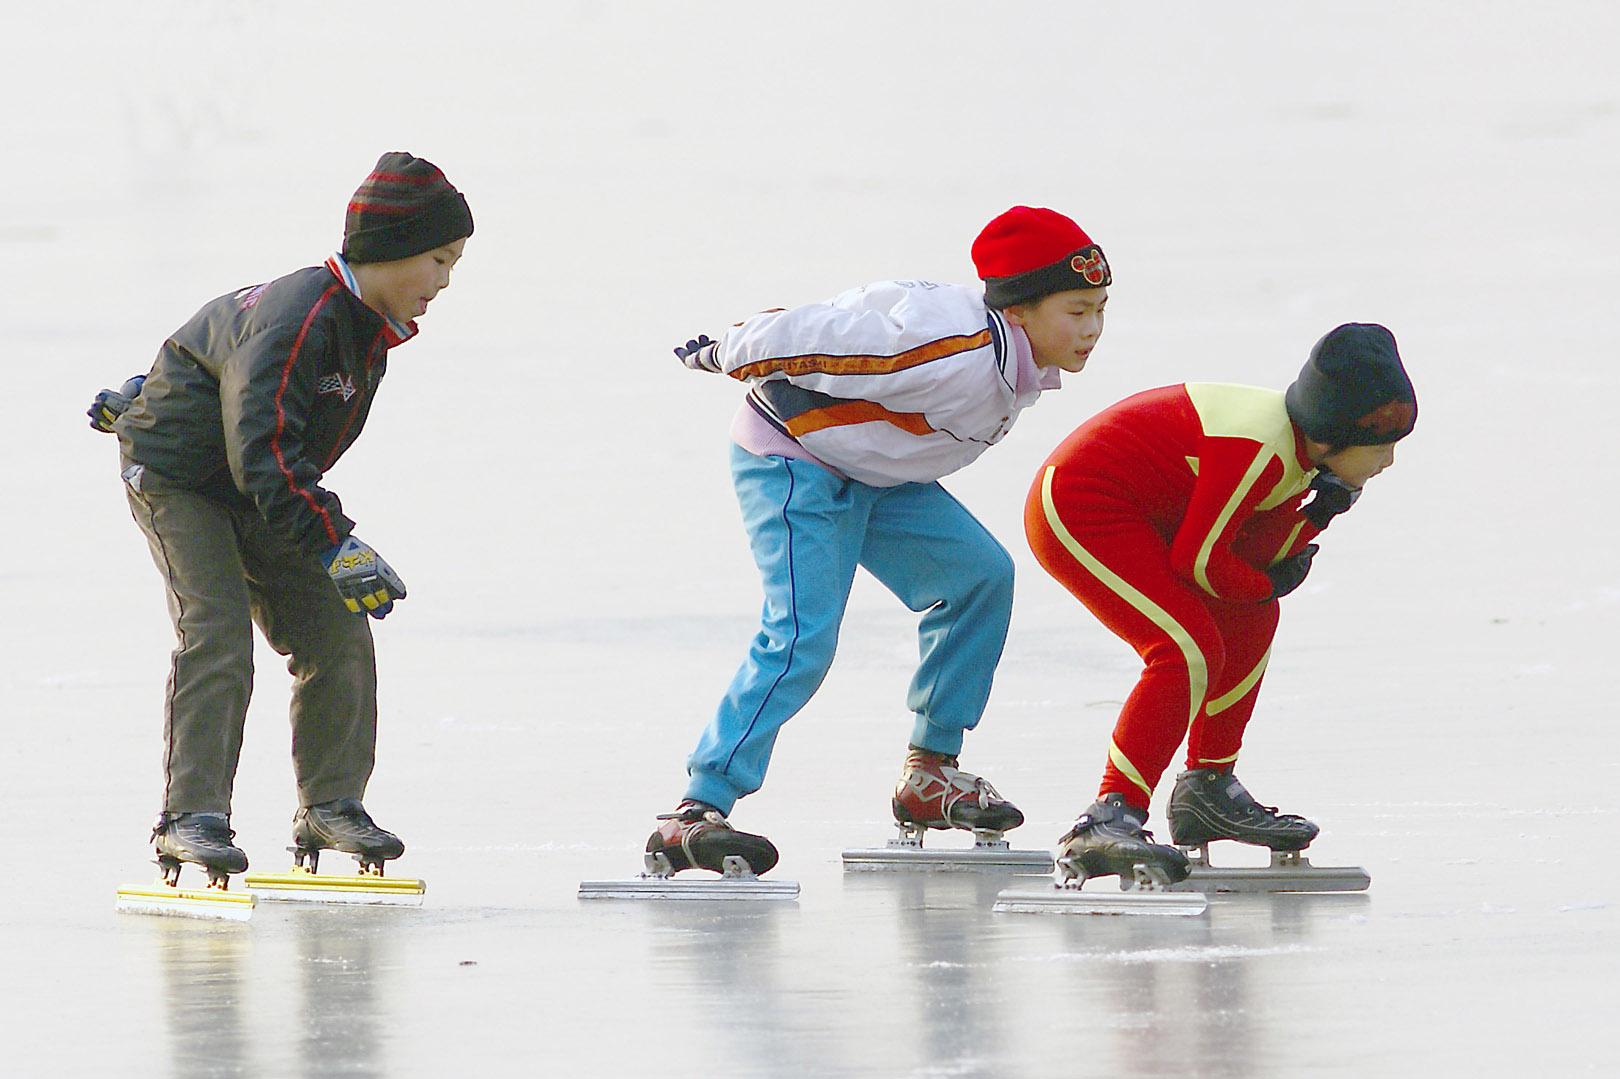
[
  {"xmin": 654, "ymin": 803, "xmax": 732, "ymax": 865},
  {"xmin": 966, "ymin": 775, "xmax": 1002, "ymax": 810},
  {"xmin": 935, "ymin": 764, "xmax": 1000, "ymax": 813}
]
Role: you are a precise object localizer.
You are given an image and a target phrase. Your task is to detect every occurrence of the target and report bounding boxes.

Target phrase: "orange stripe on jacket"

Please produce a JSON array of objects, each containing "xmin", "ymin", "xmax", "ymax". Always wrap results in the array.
[
  {"xmin": 730, "ymin": 329, "xmax": 991, "ymax": 381},
  {"xmin": 783, "ymin": 400, "xmax": 936, "ymax": 438}
]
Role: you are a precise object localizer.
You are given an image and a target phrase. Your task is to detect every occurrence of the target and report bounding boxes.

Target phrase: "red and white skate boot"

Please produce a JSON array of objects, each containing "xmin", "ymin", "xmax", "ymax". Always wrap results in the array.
[
  {"xmin": 645, "ymin": 801, "xmax": 780, "ymax": 877},
  {"xmin": 891, "ymin": 748, "xmax": 1024, "ymax": 834}
]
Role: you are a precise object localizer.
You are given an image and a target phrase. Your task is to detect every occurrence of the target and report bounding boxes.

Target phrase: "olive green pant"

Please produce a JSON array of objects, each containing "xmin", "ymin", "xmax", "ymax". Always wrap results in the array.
[{"xmin": 125, "ymin": 480, "xmax": 377, "ymax": 814}]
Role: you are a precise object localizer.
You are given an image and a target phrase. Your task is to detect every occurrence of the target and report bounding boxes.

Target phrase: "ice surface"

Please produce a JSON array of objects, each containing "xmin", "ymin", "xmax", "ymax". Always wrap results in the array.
[{"xmin": 2, "ymin": 2, "xmax": 1616, "ymax": 1075}]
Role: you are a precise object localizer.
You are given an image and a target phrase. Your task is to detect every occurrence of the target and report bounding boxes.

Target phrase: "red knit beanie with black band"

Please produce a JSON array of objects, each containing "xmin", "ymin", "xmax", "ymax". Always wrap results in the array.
[
  {"xmin": 342, "ymin": 152, "xmax": 474, "ymax": 265},
  {"xmin": 972, "ymin": 206, "xmax": 1110, "ymax": 309}
]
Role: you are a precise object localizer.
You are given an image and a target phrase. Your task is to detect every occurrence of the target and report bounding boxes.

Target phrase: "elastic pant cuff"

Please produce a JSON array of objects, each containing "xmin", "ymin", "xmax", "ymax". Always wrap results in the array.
[
  {"xmin": 684, "ymin": 771, "xmax": 743, "ymax": 817},
  {"xmin": 297, "ymin": 782, "xmax": 366, "ymax": 809},
  {"xmin": 910, "ymin": 718, "xmax": 965, "ymax": 758}
]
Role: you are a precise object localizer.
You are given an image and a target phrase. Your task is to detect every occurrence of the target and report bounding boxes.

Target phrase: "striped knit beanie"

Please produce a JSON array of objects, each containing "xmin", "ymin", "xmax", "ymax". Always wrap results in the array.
[
  {"xmin": 972, "ymin": 206, "xmax": 1110, "ymax": 309},
  {"xmin": 342, "ymin": 152, "xmax": 474, "ymax": 264}
]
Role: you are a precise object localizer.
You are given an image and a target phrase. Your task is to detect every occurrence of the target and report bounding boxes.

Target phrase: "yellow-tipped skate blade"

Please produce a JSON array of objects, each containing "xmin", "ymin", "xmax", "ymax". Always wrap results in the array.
[
  {"xmin": 243, "ymin": 866, "xmax": 425, "ymax": 906},
  {"xmin": 115, "ymin": 883, "xmax": 255, "ymax": 921}
]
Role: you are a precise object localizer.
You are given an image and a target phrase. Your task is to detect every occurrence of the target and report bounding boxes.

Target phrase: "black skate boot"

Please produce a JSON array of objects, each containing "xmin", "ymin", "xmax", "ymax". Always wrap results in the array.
[
  {"xmin": 291, "ymin": 798, "xmax": 405, "ymax": 875},
  {"xmin": 892, "ymin": 748, "xmax": 1025, "ymax": 834},
  {"xmin": 646, "ymin": 801, "xmax": 779, "ymax": 877},
  {"xmin": 1057, "ymin": 794, "xmax": 1190, "ymax": 885},
  {"xmin": 153, "ymin": 812, "xmax": 249, "ymax": 888},
  {"xmin": 1167, "ymin": 769, "xmax": 1320, "ymax": 852}
]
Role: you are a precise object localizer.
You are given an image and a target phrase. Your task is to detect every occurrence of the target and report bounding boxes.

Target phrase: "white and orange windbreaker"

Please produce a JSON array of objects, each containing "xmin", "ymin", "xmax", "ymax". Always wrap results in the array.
[{"xmin": 717, "ymin": 280, "xmax": 1046, "ymax": 487}]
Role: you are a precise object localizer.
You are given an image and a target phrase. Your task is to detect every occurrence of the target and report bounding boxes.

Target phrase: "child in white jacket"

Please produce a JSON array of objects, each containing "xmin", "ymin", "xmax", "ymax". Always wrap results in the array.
[{"xmin": 650, "ymin": 206, "xmax": 1111, "ymax": 876}]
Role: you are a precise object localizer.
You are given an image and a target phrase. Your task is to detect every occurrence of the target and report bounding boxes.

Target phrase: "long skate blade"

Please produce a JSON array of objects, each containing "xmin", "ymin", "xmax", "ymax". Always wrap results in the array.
[
  {"xmin": 841, "ymin": 845, "xmax": 1054, "ymax": 874},
  {"xmin": 992, "ymin": 882, "xmax": 1208, "ymax": 917},
  {"xmin": 243, "ymin": 869, "xmax": 426, "ymax": 906},
  {"xmin": 115, "ymin": 884, "xmax": 255, "ymax": 921},
  {"xmin": 1172, "ymin": 863, "xmax": 1372, "ymax": 893},
  {"xmin": 577, "ymin": 877, "xmax": 800, "ymax": 901},
  {"xmin": 1168, "ymin": 850, "xmax": 1371, "ymax": 894}
]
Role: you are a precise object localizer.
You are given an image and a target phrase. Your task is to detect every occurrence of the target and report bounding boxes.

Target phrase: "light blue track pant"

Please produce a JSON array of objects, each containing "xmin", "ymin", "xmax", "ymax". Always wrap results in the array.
[{"xmin": 685, "ymin": 445, "xmax": 1015, "ymax": 815}]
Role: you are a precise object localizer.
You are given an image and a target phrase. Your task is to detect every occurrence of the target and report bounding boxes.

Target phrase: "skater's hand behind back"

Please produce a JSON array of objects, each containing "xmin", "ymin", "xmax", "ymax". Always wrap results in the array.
[
  {"xmin": 87, "ymin": 374, "xmax": 146, "ymax": 433},
  {"xmin": 1265, "ymin": 544, "xmax": 1319, "ymax": 601},
  {"xmin": 673, "ymin": 334, "xmax": 721, "ymax": 373},
  {"xmin": 323, "ymin": 536, "xmax": 408, "ymax": 619}
]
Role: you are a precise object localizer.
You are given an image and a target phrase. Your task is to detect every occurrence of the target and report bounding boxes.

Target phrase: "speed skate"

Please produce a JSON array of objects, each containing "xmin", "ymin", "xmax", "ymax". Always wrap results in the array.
[
  {"xmin": 1166, "ymin": 843, "xmax": 1371, "ymax": 894},
  {"xmin": 115, "ymin": 858, "xmax": 255, "ymax": 922},
  {"xmin": 244, "ymin": 846, "xmax": 425, "ymax": 906},
  {"xmin": 578, "ymin": 853, "xmax": 799, "ymax": 901},
  {"xmin": 1163, "ymin": 770, "xmax": 1368, "ymax": 893},
  {"xmin": 116, "ymin": 813, "xmax": 256, "ymax": 920},
  {"xmin": 842, "ymin": 822, "xmax": 1054, "ymax": 873}
]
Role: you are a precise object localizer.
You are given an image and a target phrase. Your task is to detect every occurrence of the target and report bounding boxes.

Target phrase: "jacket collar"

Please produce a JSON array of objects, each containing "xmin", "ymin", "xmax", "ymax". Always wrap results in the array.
[{"xmin": 325, "ymin": 253, "xmax": 419, "ymax": 347}]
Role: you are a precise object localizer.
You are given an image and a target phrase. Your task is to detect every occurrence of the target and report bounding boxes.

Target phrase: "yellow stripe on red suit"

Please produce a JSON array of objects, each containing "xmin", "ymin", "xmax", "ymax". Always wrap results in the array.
[{"xmin": 1169, "ymin": 384, "xmax": 1321, "ymax": 602}]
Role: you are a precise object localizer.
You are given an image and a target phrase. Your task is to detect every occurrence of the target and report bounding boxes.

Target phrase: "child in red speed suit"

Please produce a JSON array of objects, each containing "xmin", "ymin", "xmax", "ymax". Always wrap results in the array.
[{"xmin": 1025, "ymin": 323, "xmax": 1416, "ymax": 882}]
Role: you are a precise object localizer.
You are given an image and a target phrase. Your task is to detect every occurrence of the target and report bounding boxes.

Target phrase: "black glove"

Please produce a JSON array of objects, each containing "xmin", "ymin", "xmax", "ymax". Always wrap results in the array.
[
  {"xmin": 1265, "ymin": 543, "xmax": 1319, "ymax": 601},
  {"xmin": 321, "ymin": 536, "xmax": 407, "ymax": 619},
  {"xmin": 87, "ymin": 375, "xmax": 146, "ymax": 433},
  {"xmin": 673, "ymin": 334, "xmax": 721, "ymax": 373},
  {"xmin": 1301, "ymin": 469, "xmax": 1361, "ymax": 529}
]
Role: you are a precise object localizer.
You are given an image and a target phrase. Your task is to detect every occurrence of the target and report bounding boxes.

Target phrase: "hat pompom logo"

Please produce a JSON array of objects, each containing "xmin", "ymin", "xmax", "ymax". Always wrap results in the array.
[
  {"xmin": 1355, "ymin": 400, "xmax": 1416, "ymax": 436},
  {"xmin": 1070, "ymin": 248, "xmax": 1108, "ymax": 286}
]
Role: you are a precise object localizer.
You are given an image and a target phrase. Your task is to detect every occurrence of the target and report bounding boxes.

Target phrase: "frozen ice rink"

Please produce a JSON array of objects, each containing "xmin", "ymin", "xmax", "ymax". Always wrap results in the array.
[{"xmin": 4, "ymin": 2, "xmax": 1615, "ymax": 1075}]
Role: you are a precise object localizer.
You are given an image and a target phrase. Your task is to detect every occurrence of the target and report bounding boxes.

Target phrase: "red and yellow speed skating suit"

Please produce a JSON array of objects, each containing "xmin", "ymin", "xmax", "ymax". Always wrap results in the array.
[{"xmin": 1025, "ymin": 383, "xmax": 1323, "ymax": 809}]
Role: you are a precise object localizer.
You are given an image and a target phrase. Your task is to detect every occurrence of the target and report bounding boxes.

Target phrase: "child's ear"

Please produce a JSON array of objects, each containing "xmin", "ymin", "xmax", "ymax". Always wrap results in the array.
[{"xmin": 1001, "ymin": 304, "xmax": 1028, "ymax": 328}]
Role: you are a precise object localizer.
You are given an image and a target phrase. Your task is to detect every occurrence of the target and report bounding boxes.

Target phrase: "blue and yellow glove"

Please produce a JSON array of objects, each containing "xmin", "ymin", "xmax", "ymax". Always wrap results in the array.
[
  {"xmin": 322, "ymin": 536, "xmax": 407, "ymax": 619},
  {"xmin": 88, "ymin": 375, "xmax": 146, "ymax": 433}
]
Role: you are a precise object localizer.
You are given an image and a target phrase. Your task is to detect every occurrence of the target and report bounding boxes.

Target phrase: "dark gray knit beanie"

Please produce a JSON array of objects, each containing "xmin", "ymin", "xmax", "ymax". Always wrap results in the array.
[{"xmin": 1285, "ymin": 323, "xmax": 1416, "ymax": 446}]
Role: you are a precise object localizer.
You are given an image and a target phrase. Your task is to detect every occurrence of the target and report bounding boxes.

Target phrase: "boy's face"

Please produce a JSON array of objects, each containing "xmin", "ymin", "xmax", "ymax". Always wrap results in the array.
[
  {"xmin": 1320, "ymin": 442, "xmax": 1397, "ymax": 487},
  {"xmin": 1003, "ymin": 287, "xmax": 1107, "ymax": 372},
  {"xmin": 361, "ymin": 238, "xmax": 467, "ymax": 323}
]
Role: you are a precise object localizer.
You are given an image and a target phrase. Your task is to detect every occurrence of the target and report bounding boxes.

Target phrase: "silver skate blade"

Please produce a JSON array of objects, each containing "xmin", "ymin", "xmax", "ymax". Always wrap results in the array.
[
  {"xmin": 1167, "ymin": 848, "xmax": 1371, "ymax": 894},
  {"xmin": 243, "ymin": 869, "xmax": 426, "ymax": 906},
  {"xmin": 842, "ymin": 825, "xmax": 1054, "ymax": 874},
  {"xmin": 580, "ymin": 854, "xmax": 798, "ymax": 901},
  {"xmin": 841, "ymin": 845, "xmax": 1054, "ymax": 874},
  {"xmin": 577, "ymin": 877, "xmax": 799, "ymax": 901},
  {"xmin": 115, "ymin": 883, "xmax": 256, "ymax": 921},
  {"xmin": 992, "ymin": 881, "xmax": 1208, "ymax": 917}
]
